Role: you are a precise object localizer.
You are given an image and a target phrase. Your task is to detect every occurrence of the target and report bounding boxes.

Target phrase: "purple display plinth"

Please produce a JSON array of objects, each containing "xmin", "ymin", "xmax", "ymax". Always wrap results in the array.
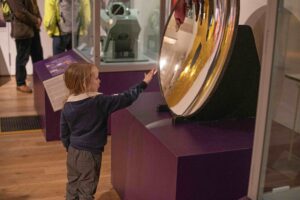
[
  {"xmin": 33, "ymin": 50, "xmax": 159, "ymax": 141},
  {"xmin": 33, "ymin": 51, "xmax": 84, "ymax": 141},
  {"xmin": 111, "ymin": 92, "xmax": 254, "ymax": 200}
]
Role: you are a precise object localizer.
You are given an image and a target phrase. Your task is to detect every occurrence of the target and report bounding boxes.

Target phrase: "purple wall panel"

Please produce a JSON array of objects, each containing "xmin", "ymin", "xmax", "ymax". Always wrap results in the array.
[{"xmin": 176, "ymin": 150, "xmax": 252, "ymax": 199}]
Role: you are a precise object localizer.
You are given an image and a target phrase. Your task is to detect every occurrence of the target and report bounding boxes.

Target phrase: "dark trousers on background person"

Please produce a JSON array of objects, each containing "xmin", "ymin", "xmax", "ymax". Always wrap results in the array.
[
  {"xmin": 15, "ymin": 31, "xmax": 43, "ymax": 86},
  {"xmin": 52, "ymin": 33, "xmax": 72, "ymax": 55},
  {"xmin": 66, "ymin": 146, "xmax": 102, "ymax": 200}
]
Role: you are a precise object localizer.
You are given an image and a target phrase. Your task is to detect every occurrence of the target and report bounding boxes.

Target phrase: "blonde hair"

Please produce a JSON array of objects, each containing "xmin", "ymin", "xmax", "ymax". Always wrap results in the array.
[{"xmin": 64, "ymin": 63, "xmax": 94, "ymax": 96}]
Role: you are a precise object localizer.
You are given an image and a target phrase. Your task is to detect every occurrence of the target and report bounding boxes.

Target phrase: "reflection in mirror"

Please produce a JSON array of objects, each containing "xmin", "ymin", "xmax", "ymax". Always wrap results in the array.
[{"xmin": 159, "ymin": 0, "xmax": 239, "ymax": 117}]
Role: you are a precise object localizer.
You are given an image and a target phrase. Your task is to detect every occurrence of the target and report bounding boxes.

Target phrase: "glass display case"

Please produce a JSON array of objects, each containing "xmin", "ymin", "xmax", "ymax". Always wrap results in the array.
[
  {"xmin": 73, "ymin": 0, "xmax": 162, "ymax": 72},
  {"xmin": 72, "ymin": 0, "xmax": 94, "ymax": 62},
  {"xmin": 248, "ymin": 0, "xmax": 300, "ymax": 199}
]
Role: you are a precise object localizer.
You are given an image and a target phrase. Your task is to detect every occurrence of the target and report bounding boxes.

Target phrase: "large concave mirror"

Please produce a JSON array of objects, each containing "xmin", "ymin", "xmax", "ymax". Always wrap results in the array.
[{"xmin": 159, "ymin": 0, "xmax": 239, "ymax": 117}]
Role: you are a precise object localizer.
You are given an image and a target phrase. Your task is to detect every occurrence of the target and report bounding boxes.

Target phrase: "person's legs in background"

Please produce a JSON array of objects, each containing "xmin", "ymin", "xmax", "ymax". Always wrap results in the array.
[
  {"xmin": 30, "ymin": 31, "xmax": 44, "ymax": 62},
  {"xmin": 15, "ymin": 31, "xmax": 44, "ymax": 93},
  {"xmin": 53, "ymin": 36, "xmax": 65, "ymax": 55},
  {"xmin": 52, "ymin": 34, "xmax": 72, "ymax": 55},
  {"xmin": 15, "ymin": 38, "xmax": 32, "ymax": 93},
  {"xmin": 65, "ymin": 33, "xmax": 72, "ymax": 51}
]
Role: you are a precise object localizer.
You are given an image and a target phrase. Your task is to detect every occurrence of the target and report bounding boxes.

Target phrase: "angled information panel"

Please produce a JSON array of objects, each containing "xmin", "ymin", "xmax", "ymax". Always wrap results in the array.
[{"xmin": 43, "ymin": 74, "xmax": 67, "ymax": 112}]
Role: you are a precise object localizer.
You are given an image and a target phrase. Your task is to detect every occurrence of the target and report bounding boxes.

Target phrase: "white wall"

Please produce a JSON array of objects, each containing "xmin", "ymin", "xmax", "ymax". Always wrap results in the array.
[
  {"xmin": 0, "ymin": 25, "xmax": 10, "ymax": 75},
  {"xmin": 239, "ymin": 0, "xmax": 268, "ymax": 63},
  {"xmin": 239, "ymin": 0, "xmax": 300, "ymax": 132},
  {"xmin": 285, "ymin": 0, "xmax": 300, "ymax": 22},
  {"xmin": 239, "ymin": 0, "xmax": 267, "ymax": 24}
]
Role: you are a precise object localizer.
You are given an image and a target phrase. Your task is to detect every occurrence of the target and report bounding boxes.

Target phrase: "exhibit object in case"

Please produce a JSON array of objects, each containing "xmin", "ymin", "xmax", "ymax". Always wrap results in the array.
[
  {"xmin": 100, "ymin": 2, "xmax": 143, "ymax": 62},
  {"xmin": 74, "ymin": 0, "xmax": 162, "ymax": 72}
]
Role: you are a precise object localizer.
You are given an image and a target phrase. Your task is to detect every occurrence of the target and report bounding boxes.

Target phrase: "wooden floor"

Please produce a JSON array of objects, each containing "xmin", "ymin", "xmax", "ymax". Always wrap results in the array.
[
  {"xmin": 0, "ymin": 76, "xmax": 37, "ymax": 118},
  {"xmin": 0, "ymin": 76, "xmax": 120, "ymax": 200}
]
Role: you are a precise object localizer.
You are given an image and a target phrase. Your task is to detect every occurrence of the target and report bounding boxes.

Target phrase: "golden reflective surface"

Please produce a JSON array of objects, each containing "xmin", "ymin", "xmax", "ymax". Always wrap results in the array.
[{"xmin": 159, "ymin": 0, "xmax": 239, "ymax": 116}]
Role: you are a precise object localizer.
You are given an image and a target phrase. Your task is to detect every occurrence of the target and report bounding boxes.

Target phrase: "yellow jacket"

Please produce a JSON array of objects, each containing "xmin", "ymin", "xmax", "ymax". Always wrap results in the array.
[{"xmin": 43, "ymin": 0, "xmax": 91, "ymax": 37}]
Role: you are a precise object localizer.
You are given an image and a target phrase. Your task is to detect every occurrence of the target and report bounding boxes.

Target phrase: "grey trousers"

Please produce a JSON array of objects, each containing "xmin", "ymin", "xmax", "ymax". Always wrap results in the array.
[{"xmin": 66, "ymin": 146, "xmax": 102, "ymax": 200}]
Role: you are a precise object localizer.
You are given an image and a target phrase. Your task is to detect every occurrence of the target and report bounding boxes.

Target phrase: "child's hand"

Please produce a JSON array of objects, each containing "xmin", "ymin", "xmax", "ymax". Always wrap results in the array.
[{"xmin": 143, "ymin": 68, "xmax": 157, "ymax": 84}]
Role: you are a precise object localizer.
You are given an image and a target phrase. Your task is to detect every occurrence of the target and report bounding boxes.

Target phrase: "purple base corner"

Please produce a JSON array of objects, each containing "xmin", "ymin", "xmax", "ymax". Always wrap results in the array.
[{"xmin": 111, "ymin": 92, "xmax": 254, "ymax": 200}]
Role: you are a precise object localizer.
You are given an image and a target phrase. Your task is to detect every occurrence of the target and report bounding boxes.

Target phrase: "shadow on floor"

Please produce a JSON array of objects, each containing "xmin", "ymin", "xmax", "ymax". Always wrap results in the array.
[
  {"xmin": 0, "ymin": 191, "xmax": 30, "ymax": 200},
  {"xmin": 97, "ymin": 188, "xmax": 120, "ymax": 200},
  {"xmin": 0, "ymin": 76, "xmax": 11, "ymax": 87}
]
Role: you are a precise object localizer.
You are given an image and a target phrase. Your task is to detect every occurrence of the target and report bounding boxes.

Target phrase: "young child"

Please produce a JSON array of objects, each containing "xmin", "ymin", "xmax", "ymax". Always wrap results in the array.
[{"xmin": 60, "ymin": 63, "xmax": 157, "ymax": 199}]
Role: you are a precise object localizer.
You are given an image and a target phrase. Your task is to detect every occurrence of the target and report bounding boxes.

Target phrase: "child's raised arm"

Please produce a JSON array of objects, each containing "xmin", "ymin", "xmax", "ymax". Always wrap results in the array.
[{"xmin": 143, "ymin": 68, "xmax": 157, "ymax": 84}]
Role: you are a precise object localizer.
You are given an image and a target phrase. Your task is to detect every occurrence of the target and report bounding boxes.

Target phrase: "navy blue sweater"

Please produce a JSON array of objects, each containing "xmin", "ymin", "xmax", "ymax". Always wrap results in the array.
[{"xmin": 60, "ymin": 81, "xmax": 147, "ymax": 154}]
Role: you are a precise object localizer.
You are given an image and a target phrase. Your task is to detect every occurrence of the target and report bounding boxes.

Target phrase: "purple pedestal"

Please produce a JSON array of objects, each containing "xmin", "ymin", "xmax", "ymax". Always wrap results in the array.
[
  {"xmin": 33, "ymin": 50, "xmax": 159, "ymax": 141},
  {"xmin": 33, "ymin": 51, "xmax": 84, "ymax": 141},
  {"xmin": 111, "ymin": 92, "xmax": 254, "ymax": 200}
]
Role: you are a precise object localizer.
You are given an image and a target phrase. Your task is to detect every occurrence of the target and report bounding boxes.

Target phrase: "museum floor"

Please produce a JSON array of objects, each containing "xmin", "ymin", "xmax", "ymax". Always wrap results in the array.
[{"xmin": 0, "ymin": 76, "xmax": 299, "ymax": 199}]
